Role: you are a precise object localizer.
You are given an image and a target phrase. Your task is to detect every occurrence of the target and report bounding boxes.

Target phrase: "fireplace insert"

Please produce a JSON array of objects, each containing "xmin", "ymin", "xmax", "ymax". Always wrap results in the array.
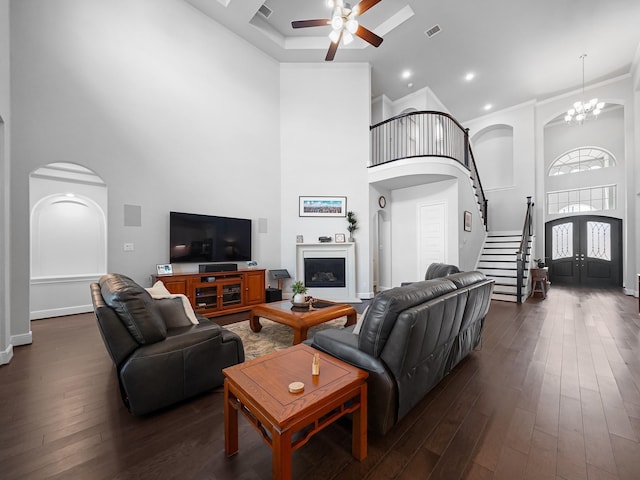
[{"xmin": 304, "ymin": 258, "xmax": 346, "ymax": 288}]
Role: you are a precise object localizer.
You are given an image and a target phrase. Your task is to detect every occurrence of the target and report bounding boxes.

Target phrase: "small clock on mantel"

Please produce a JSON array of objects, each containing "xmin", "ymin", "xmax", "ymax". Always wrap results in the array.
[{"xmin": 378, "ymin": 195, "xmax": 387, "ymax": 209}]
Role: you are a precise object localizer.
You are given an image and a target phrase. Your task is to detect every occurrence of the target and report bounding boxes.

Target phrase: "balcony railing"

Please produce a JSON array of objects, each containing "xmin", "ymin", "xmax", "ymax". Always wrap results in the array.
[{"xmin": 370, "ymin": 111, "xmax": 487, "ymax": 227}]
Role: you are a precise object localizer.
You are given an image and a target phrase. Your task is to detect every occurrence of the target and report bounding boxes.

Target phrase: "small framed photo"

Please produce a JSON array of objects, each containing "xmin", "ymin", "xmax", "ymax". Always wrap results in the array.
[
  {"xmin": 296, "ymin": 235, "xmax": 304, "ymax": 243},
  {"xmin": 464, "ymin": 211, "xmax": 472, "ymax": 232},
  {"xmin": 156, "ymin": 264, "xmax": 173, "ymax": 275},
  {"xmin": 335, "ymin": 233, "xmax": 346, "ymax": 243},
  {"xmin": 299, "ymin": 196, "xmax": 347, "ymax": 217}
]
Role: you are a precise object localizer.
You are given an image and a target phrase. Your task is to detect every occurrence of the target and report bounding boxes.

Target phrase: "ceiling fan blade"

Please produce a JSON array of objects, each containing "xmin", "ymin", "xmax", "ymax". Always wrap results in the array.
[
  {"xmin": 353, "ymin": 0, "xmax": 382, "ymax": 16},
  {"xmin": 355, "ymin": 25, "xmax": 383, "ymax": 47},
  {"xmin": 325, "ymin": 31, "xmax": 343, "ymax": 61},
  {"xmin": 292, "ymin": 19, "xmax": 330, "ymax": 29}
]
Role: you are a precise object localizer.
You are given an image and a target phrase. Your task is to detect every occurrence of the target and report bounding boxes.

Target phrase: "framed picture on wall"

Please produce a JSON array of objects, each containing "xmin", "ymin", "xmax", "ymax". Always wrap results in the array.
[
  {"xmin": 299, "ymin": 196, "xmax": 347, "ymax": 217},
  {"xmin": 464, "ymin": 211, "xmax": 472, "ymax": 232}
]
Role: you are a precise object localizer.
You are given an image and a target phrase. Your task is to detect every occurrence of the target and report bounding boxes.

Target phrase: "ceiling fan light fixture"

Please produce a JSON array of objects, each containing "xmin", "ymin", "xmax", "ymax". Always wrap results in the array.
[
  {"xmin": 292, "ymin": 0, "xmax": 384, "ymax": 61},
  {"xmin": 343, "ymin": 30, "xmax": 354, "ymax": 44},
  {"xmin": 331, "ymin": 14, "xmax": 344, "ymax": 30}
]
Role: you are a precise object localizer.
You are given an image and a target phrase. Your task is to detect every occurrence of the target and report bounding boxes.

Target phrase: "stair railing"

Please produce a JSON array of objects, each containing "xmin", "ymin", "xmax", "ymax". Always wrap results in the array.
[
  {"xmin": 370, "ymin": 111, "xmax": 487, "ymax": 227},
  {"xmin": 516, "ymin": 196, "xmax": 534, "ymax": 304}
]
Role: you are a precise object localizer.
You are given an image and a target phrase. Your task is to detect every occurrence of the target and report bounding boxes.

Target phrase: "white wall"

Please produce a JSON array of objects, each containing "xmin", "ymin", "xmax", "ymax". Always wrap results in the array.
[
  {"xmin": 280, "ymin": 63, "xmax": 372, "ymax": 299},
  {"xmin": 0, "ymin": 0, "xmax": 11, "ymax": 364},
  {"xmin": 634, "ymin": 58, "xmax": 640, "ymax": 297},
  {"xmin": 390, "ymin": 179, "xmax": 458, "ymax": 285},
  {"xmin": 29, "ymin": 172, "xmax": 108, "ymax": 319},
  {"xmin": 472, "ymin": 124, "xmax": 515, "ymax": 190},
  {"xmin": 10, "ymin": 0, "xmax": 282, "ymax": 343},
  {"xmin": 371, "ymin": 86, "xmax": 450, "ymax": 125},
  {"xmin": 465, "ymin": 102, "xmax": 537, "ymax": 233},
  {"xmin": 544, "ymin": 106, "xmax": 625, "ymax": 221}
]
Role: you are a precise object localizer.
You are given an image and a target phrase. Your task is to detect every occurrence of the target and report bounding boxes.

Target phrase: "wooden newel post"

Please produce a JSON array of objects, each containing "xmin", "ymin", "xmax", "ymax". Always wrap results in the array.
[{"xmin": 464, "ymin": 128, "xmax": 470, "ymax": 168}]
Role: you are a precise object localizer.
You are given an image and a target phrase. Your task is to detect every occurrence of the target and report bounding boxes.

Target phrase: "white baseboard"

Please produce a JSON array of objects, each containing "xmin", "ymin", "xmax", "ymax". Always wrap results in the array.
[
  {"xmin": 30, "ymin": 304, "xmax": 93, "ymax": 320},
  {"xmin": 0, "ymin": 344, "xmax": 13, "ymax": 365},
  {"xmin": 11, "ymin": 331, "xmax": 33, "ymax": 347},
  {"xmin": 623, "ymin": 287, "xmax": 638, "ymax": 297}
]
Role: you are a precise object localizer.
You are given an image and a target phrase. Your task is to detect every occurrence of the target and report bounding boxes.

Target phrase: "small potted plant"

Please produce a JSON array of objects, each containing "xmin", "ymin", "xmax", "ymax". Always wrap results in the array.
[
  {"xmin": 291, "ymin": 280, "xmax": 308, "ymax": 305},
  {"xmin": 534, "ymin": 258, "xmax": 546, "ymax": 268},
  {"xmin": 346, "ymin": 210, "xmax": 358, "ymax": 242}
]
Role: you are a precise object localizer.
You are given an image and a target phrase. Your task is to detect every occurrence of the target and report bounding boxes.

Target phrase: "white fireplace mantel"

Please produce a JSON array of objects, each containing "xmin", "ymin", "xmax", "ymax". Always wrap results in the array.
[{"xmin": 295, "ymin": 243, "xmax": 359, "ymax": 303}]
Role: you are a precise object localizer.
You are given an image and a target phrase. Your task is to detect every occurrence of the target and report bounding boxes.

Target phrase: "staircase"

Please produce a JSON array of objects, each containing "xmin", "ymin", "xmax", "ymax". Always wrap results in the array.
[{"xmin": 478, "ymin": 231, "xmax": 533, "ymax": 302}]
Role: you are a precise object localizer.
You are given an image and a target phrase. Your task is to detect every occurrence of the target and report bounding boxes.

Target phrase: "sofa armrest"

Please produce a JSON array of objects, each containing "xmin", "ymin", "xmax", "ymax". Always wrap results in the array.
[
  {"xmin": 133, "ymin": 323, "xmax": 222, "ymax": 357},
  {"xmin": 310, "ymin": 329, "xmax": 388, "ymax": 373}
]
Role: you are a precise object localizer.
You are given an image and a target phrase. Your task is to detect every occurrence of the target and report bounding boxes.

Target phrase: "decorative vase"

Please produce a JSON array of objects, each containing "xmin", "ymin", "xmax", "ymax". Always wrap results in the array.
[
  {"xmin": 292, "ymin": 293, "xmax": 306, "ymax": 304},
  {"xmin": 348, "ymin": 236, "xmax": 355, "ymax": 242}
]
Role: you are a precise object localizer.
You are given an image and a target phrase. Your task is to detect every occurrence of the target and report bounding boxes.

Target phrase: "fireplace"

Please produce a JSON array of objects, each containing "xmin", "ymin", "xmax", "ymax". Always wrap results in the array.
[
  {"xmin": 296, "ymin": 242, "xmax": 358, "ymax": 303},
  {"xmin": 304, "ymin": 258, "xmax": 346, "ymax": 288}
]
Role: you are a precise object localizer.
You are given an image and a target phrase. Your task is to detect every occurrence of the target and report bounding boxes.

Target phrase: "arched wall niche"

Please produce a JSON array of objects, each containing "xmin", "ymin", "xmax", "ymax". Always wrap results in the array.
[
  {"xmin": 470, "ymin": 123, "xmax": 515, "ymax": 190},
  {"xmin": 29, "ymin": 162, "xmax": 108, "ymax": 319}
]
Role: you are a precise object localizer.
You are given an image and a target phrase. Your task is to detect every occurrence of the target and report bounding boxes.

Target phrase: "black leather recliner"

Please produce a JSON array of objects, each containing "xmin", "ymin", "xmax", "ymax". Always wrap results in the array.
[
  {"xmin": 90, "ymin": 273, "xmax": 244, "ymax": 415},
  {"xmin": 308, "ymin": 270, "xmax": 493, "ymax": 435},
  {"xmin": 401, "ymin": 262, "xmax": 461, "ymax": 287},
  {"xmin": 424, "ymin": 262, "xmax": 460, "ymax": 279}
]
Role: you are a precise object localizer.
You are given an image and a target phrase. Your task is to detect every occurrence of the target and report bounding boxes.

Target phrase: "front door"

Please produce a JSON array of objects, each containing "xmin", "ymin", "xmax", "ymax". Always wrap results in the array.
[{"xmin": 545, "ymin": 215, "xmax": 622, "ymax": 287}]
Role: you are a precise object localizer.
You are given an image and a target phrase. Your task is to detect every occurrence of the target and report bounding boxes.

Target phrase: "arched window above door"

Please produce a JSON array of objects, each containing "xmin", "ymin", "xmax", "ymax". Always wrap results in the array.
[{"xmin": 549, "ymin": 146, "xmax": 615, "ymax": 176}]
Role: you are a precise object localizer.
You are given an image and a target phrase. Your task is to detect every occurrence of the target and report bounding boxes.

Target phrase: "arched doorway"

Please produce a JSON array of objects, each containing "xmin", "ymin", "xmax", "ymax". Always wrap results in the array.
[
  {"xmin": 545, "ymin": 215, "xmax": 622, "ymax": 287},
  {"xmin": 29, "ymin": 163, "xmax": 107, "ymax": 319}
]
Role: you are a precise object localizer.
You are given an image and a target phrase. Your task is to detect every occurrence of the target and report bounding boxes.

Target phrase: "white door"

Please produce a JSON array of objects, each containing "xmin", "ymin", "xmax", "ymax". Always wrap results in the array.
[{"xmin": 417, "ymin": 202, "xmax": 447, "ymax": 279}]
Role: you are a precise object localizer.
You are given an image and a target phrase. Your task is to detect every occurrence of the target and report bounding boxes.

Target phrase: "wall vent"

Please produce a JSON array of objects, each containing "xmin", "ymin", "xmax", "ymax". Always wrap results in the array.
[
  {"xmin": 258, "ymin": 3, "xmax": 273, "ymax": 19},
  {"xmin": 425, "ymin": 24, "xmax": 441, "ymax": 38}
]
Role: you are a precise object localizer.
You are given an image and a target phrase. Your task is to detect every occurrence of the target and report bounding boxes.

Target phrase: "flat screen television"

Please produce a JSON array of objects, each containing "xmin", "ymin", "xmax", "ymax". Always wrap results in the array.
[{"xmin": 169, "ymin": 211, "xmax": 252, "ymax": 263}]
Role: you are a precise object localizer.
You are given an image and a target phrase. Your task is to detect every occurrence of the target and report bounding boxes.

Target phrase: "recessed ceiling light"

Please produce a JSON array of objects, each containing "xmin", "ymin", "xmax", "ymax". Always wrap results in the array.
[
  {"xmin": 401, "ymin": 70, "xmax": 411, "ymax": 79},
  {"xmin": 484, "ymin": 104, "xmax": 493, "ymax": 111},
  {"xmin": 465, "ymin": 72, "xmax": 475, "ymax": 81}
]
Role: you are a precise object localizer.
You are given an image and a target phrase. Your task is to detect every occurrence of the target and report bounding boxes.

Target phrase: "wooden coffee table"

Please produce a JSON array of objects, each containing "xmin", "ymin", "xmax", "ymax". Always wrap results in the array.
[
  {"xmin": 249, "ymin": 299, "xmax": 357, "ymax": 345},
  {"xmin": 223, "ymin": 344, "xmax": 368, "ymax": 480}
]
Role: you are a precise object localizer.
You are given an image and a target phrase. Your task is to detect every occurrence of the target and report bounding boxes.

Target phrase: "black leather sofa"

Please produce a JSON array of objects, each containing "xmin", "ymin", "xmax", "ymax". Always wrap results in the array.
[
  {"xmin": 90, "ymin": 273, "xmax": 244, "ymax": 415},
  {"xmin": 308, "ymin": 270, "xmax": 494, "ymax": 434}
]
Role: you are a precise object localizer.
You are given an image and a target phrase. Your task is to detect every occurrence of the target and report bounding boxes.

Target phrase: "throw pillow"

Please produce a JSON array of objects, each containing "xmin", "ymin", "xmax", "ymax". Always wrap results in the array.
[
  {"xmin": 145, "ymin": 281, "xmax": 199, "ymax": 325},
  {"xmin": 352, "ymin": 305, "xmax": 369, "ymax": 335},
  {"xmin": 154, "ymin": 297, "xmax": 195, "ymax": 328},
  {"xmin": 146, "ymin": 280, "xmax": 172, "ymax": 296}
]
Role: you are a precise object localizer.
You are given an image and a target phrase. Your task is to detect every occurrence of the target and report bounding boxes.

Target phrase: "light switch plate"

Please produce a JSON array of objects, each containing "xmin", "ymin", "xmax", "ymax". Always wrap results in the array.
[{"xmin": 123, "ymin": 243, "xmax": 134, "ymax": 251}]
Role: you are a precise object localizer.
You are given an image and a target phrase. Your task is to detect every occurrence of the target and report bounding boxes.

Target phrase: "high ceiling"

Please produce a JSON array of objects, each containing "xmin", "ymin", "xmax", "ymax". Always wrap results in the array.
[{"xmin": 185, "ymin": 0, "xmax": 640, "ymax": 122}]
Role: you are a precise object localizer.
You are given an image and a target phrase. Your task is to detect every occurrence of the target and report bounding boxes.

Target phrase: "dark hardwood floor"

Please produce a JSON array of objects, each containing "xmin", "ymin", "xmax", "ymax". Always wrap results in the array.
[{"xmin": 1, "ymin": 287, "xmax": 640, "ymax": 479}]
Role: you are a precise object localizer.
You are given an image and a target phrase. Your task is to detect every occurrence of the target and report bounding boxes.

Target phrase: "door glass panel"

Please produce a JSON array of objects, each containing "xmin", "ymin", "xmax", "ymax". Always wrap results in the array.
[
  {"xmin": 587, "ymin": 221, "xmax": 611, "ymax": 261},
  {"xmin": 552, "ymin": 223, "xmax": 573, "ymax": 259}
]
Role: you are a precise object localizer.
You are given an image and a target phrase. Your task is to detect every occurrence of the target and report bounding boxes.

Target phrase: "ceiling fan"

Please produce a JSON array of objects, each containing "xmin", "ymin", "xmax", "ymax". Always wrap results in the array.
[{"xmin": 291, "ymin": 0, "xmax": 384, "ymax": 61}]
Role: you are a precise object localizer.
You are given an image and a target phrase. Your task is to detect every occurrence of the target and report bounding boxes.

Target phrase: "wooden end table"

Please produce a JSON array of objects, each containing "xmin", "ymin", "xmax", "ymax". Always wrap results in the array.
[
  {"xmin": 249, "ymin": 299, "xmax": 357, "ymax": 345},
  {"xmin": 223, "ymin": 344, "xmax": 368, "ymax": 480}
]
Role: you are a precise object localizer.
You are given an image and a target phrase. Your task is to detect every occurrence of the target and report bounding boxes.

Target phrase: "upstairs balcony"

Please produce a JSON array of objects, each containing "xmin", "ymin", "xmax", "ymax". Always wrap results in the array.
[{"xmin": 369, "ymin": 111, "xmax": 487, "ymax": 227}]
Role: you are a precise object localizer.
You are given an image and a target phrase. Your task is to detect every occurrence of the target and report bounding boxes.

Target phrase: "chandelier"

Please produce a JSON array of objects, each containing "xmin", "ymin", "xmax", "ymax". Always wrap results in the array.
[
  {"xmin": 565, "ymin": 54, "xmax": 604, "ymax": 125},
  {"xmin": 327, "ymin": 0, "xmax": 359, "ymax": 45}
]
